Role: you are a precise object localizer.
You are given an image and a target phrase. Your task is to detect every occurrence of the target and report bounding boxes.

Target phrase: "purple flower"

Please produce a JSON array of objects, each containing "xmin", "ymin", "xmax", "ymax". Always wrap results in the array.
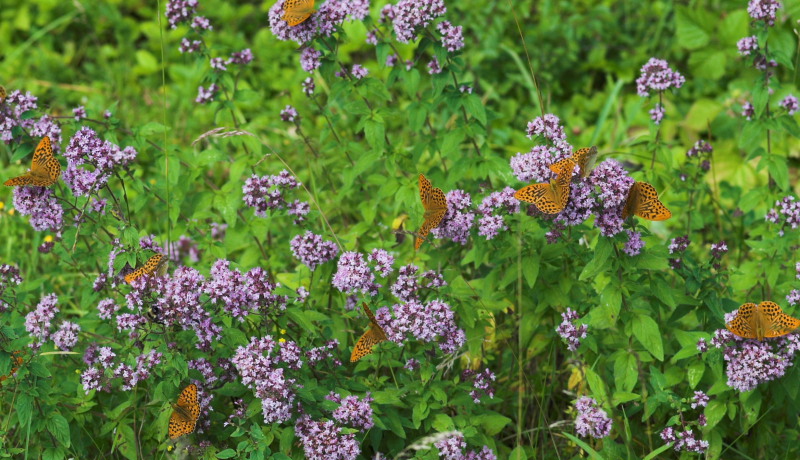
[
  {"xmin": 242, "ymin": 170, "xmax": 301, "ymax": 217},
  {"xmin": 711, "ymin": 241, "xmax": 728, "ymax": 258},
  {"xmin": 383, "ymin": 0, "xmax": 446, "ymax": 43},
  {"xmin": 435, "ymin": 433, "xmax": 497, "ymax": 460},
  {"xmin": 691, "ymin": 391, "xmax": 709, "ymax": 409},
  {"xmin": 268, "ymin": 0, "xmax": 355, "ymax": 45},
  {"xmin": 351, "ymin": 64, "xmax": 369, "ymax": 80},
  {"xmin": 427, "ymin": 57, "xmax": 442, "ymax": 74},
  {"xmin": 780, "ymin": 94, "xmax": 798, "ymax": 115},
  {"xmin": 433, "ymin": 189, "xmax": 475, "ymax": 245},
  {"xmin": 663, "ymin": 428, "xmax": 709, "ymax": 453},
  {"xmin": 72, "ymin": 105, "xmax": 86, "ymax": 121},
  {"xmin": 526, "ymin": 114, "xmax": 571, "ymax": 154},
  {"xmin": 437, "ymin": 21, "xmax": 464, "ymax": 52},
  {"xmin": 476, "ymin": 187, "xmax": 519, "ymax": 239},
  {"xmin": 742, "ymin": 101, "xmax": 754, "ymax": 120},
  {"xmin": 390, "ymin": 264, "xmax": 422, "ymax": 302},
  {"xmin": 165, "ymin": 0, "xmax": 198, "ymax": 28},
  {"xmin": 302, "ymin": 77, "xmax": 316, "ymax": 96},
  {"xmin": 510, "ymin": 145, "xmax": 564, "ymax": 183},
  {"xmin": 466, "ymin": 368, "xmax": 496, "ymax": 404},
  {"xmin": 368, "ymin": 249, "xmax": 394, "ymax": 277},
  {"xmin": 290, "ymin": 231, "xmax": 339, "ymax": 271},
  {"xmin": 12, "ymin": 186, "xmax": 63, "ymax": 231},
  {"xmin": 0, "ymin": 91, "xmax": 63, "ymax": 145},
  {"xmin": 328, "ymin": 392, "xmax": 374, "ymax": 430},
  {"xmin": 724, "ymin": 334, "xmax": 800, "ymax": 392},
  {"xmin": 280, "ymin": 105, "xmax": 299, "ymax": 123},
  {"xmin": 287, "ymin": 199, "xmax": 310, "ymax": 224},
  {"xmin": 385, "ymin": 53, "xmax": 398, "ymax": 67},
  {"xmin": 210, "ymin": 57, "xmax": 228, "ymax": 71},
  {"xmin": 649, "ymin": 103, "xmax": 665, "ymax": 124},
  {"xmin": 179, "ymin": 38, "xmax": 202, "ymax": 53},
  {"xmin": 294, "ymin": 415, "xmax": 360, "ymax": 460},
  {"xmin": 228, "ymin": 48, "xmax": 253, "ymax": 65},
  {"xmin": 636, "ymin": 58, "xmax": 685, "ymax": 97},
  {"xmin": 300, "ymin": 47, "xmax": 322, "ymax": 72},
  {"xmin": 556, "ymin": 308, "xmax": 588, "ymax": 351},
  {"xmin": 459, "ymin": 85, "xmax": 472, "ymax": 93},
  {"xmin": 574, "ymin": 397, "xmax": 612, "ymax": 439},
  {"xmin": 210, "ymin": 222, "xmax": 227, "ymax": 240},
  {"xmin": 669, "ymin": 236, "xmax": 690, "ymax": 254},
  {"xmin": 737, "ymin": 35, "xmax": 759, "ymax": 55},
  {"xmin": 623, "ymin": 230, "xmax": 645, "ymax": 256},
  {"xmin": 296, "ymin": 286, "xmax": 309, "ymax": 302},
  {"xmin": 196, "ymin": 83, "xmax": 219, "ymax": 104},
  {"xmin": 686, "ymin": 139, "xmax": 713, "ymax": 158},
  {"xmin": 204, "ymin": 260, "xmax": 287, "ymax": 321},
  {"xmin": 766, "ymin": 195, "xmax": 800, "ymax": 231},
  {"xmin": 366, "ymin": 29, "xmax": 378, "ymax": 45},
  {"xmin": 332, "ymin": 252, "xmax": 377, "ymax": 296},
  {"xmin": 97, "ymin": 298, "xmax": 120, "ymax": 320},
  {"xmin": 52, "ymin": 321, "xmax": 80, "ymax": 351},
  {"xmin": 748, "ymin": 0, "xmax": 781, "ymax": 26},
  {"xmin": 404, "ymin": 358, "xmax": 419, "ymax": 370},
  {"xmin": 697, "ymin": 338, "xmax": 708, "ymax": 352},
  {"xmin": 191, "ymin": 16, "xmax": 212, "ymax": 30},
  {"xmin": 376, "ymin": 299, "xmax": 465, "ymax": 354},
  {"xmin": 25, "ymin": 294, "xmax": 59, "ymax": 349}
]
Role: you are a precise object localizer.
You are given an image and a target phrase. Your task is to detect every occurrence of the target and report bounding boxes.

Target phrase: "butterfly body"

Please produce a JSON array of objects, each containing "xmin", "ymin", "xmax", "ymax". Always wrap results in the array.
[
  {"xmin": 621, "ymin": 181, "xmax": 671, "ymax": 221},
  {"xmin": 726, "ymin": 301, "xmax": 800, "ymax": 341},
  {"xmin": 415, "ymin": 174, "xmax": 448, "ymax": 250},
  {"xmin": 4, "ymin": 137, "xmax": 61, "ymax": 187},
  {"xmin": 549, "ymin": 146, "xmax": 598, "ymax": 178},
  {"xmin": 125, "ymin": 254, "xmax": 168, "ymax": 284},
  {"xmin": 351, "ymin": 303, "xmax": 388, "ymax": 362},
  {"xmin": 169, "ymin": 384, "xmax": 200, "ymax": 439},
  {"xmin": 514, "ymin": 159, "xmax": 575, "ymax": 214},
  {"xmin": 282, "ymin": 0, "xmax": 315, "ymax": 26}
]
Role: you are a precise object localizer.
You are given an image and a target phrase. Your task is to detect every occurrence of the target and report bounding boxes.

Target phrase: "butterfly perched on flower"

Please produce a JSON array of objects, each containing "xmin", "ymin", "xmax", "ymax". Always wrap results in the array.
[
  {"xmin": 726, "ymin": 301, "xmax": 800, "ymax": 341},
  {"xmin": 124, "ymin": 253, "xmax": 168, "ymax": 284},
  {"xmin": 351, "ymin": 303, "xmax": 388, "ymax": 362},
  {"xmin": 169, "ymin": 384, "xmax": 200, "ymax": 439},
  {"xmin": 4, "ymin": 137, "xmax": 61, "ymax": 187},
  {"xmin": 282, "ymin": 0, "xmax": 315, "ymax": 26},
  {"xmin": 549, "ymin": 146, "xmax": 598, "ymax": 178},
  {"xmin": 514, "ymin": 158, "xmax": 575, "ymax": 214},
  {"xmin": 415, "ymin": 174, "xmax": 448, "ymax": 250},
  {"xmin": 621, "ymin": 181, "xmax": 671, "ymax": 221}
]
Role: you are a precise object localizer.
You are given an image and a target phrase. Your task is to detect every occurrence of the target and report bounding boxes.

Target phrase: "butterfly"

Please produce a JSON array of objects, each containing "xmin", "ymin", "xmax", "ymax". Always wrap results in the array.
[
  {"xmin": 621, "ymin": 181, "xmax": 671, "ymax": 221},
  {"xmin": 0, "ymin": 350, "xmax": 23, "ymax": 383},
  {"xmin": 514, "ymin": 158, "xmax": 575, "ymax": 214},
  {"xmin": 282, "ymin": 0, "xmax": 315, "ymax": 26},
  {"xmin": 168, "ymin": 383, "xmax": 200, "ymax": 440},
  {"xmin": 4, "ymin": 137, "xmax": 61, "ymax": 187},
  {"xmin": 415, "ymin": 174, "xmax": 448, "ymax": 250},
  {"xmin": 726, "ymin": 301, "xmax": 800, "ymax": 341},
  {"xmin": 124, "ymin": 253, "xmax": 168, "ymax": 284},
  {"xmin": 350, "ymin": 303, "xmax": 388, "ymax": 362},
  {"xmin": 0, "ymin": 85, "xmax": 6, "ymax": 104},
  {"xmin": 549, "ymin": 146, "xmax": 598, "ymax": 178}
]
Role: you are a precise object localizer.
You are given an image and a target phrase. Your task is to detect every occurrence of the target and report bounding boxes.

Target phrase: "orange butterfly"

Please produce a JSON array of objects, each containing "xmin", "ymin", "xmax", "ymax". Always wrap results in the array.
[
  {"xmin": 351, "ymin": 303, "xmax": 388, "ymax": 362},
  {"xmin": 621, "ymin": 181, "xmax": 671, "ymax": 221},
  {"xmin": 124, "ymin": 253, "xmax": 167, "ymax": 284},
  {"xmin": 169, "ymin": 384, "xmax": 200, "ymax": 439},
  {"xmin": 0, "ymin": 85, "xmax": 6, "ymax": 104},
  {"xmin": 283, "ymin": 0, "xmax": 315, "ymax": 26},
  {"xmin": 726, "ymin": 301, "xmax": 800, "ymax": 341},
  {"xmin": 549, "ymin": 146, "xmax": 598, "ymax": 178},
  {"xmin": 4, "ymin": 137, "xmax": 61, "ymax": 187},
  {"xmin": 514, "ymin": 159, "xmax": 575, "ymax": 214},
  {"xmin": 415, "ymin": 174, "xmax": 448, "ymax": 250}
]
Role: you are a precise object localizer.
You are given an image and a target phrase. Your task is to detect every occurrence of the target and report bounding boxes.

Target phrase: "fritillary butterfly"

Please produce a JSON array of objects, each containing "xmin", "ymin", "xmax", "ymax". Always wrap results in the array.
[
  {"xmin": 549, "ymin": 146, "xmax": 598, "ymax": 178},
  {"xmin": 283, "ymin": 0, "xmax": 315, "ymax": 26},
  {"xmin": 124, "ymin": 253, "xmax": 168, "ymax": 284},
  {"xmin": 621, "ymin": 181, "xmax": 671, "ymax": 221},
  {"xmin": 415, "ymin": 174, "xmax": 448, "ymax": 250},
  {"xmin": 168, "ymin": 384, "xmax": 200, "ymax": 439},
  {"xmin": 4, "ymin": 137, "xmax": 61, "ymax": 187},
  {"xmin": 0, "ymin": 85, "xmax": 6, "ymax": 104},
  {"xmin": 514, "ymin": 158, "xmax": 575, "ymax": 214},
  {"xmin": 351, "ymin": 303, "xmax": 388, "ymax": 362},
  {"xmin": 726, "ymin": 301, "xmax": 800, "ymax": 341}
]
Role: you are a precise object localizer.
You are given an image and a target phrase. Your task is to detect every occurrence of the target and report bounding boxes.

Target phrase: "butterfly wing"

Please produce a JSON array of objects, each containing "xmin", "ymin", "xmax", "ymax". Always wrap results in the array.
[
  {"xmin": 623, "ymin": 182, "xmax": 671, "ymax": 221},
  {"xmin": 4, "ymin": 137, "xmax": 60, "ymax": 187},
  {"xmin": 350, "ymin": 303, "xmax": 388, "ymax": 362},
  {"xmin": 726, "ymin": 303, "xmax": 757, "ymax": 339},
  {"xmin": 169, "ymin": 384, "xmax": 199, "ymax": 439},
  {"xmin": 759, "ymin": 301, "xmax": 800, "ymax": 338},
  {"xmin": 125, "ymin": 254, "xmax": 166, "ymax": 284},
  {"xmin": 548, "ymin": 147, "xmax": 597, "ymax": 177},
  {"xmin": 283, "ymin": 0, "xmax": 315, "ymax": 26},
  {"xmin": 415, "ymin": 174, "xmax": 448, "ymax": 250},
  {"xmin": 517, "ymin": 160, "xmax": 573, "ymax": 214},
  {"xmin": 0, "ymin": 85, "xmax": 6, "ymax": 104}
]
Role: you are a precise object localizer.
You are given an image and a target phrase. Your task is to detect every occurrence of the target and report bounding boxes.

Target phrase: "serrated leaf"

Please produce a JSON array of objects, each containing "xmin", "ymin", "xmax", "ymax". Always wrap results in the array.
[
  {"xmin": 47, "ymin": 413, "xmax": 71, "ymax": 447},
  {"xmin": 632, "ymin": 315, "xmax": 664, "ymax": 361}
]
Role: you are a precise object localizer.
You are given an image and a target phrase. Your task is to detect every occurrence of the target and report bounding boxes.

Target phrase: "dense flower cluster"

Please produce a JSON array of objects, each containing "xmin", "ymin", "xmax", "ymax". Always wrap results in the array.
[
  {"xmin": 635, "ymin": 58, "xmax": 685, "ymax": 97},
  {"xmin": 526, "ymin": 114, "xmax": 571, "ymax": 154},
  {"xmin": 623, "ymin": 230, "xmax": 645, "ymax": 256},
  {"xmin": 510, "ymin": 145, "xmax": 566, "ymax": 183},
  {"xmin": 462, "ymin": 368, "xmax": 496, "ymax": 404},
  {"xmin": 268, "ymin": 0, "xmax": 368, "ymax": 45},
  {"xmin": 381, "ymin": 0, "xmax": 446, "ymax": 43},
  {"xmin": 660, "ymin": 427, "xmax": 709, "ymax": 454},
  {"xmin": 556, "ymin": 308, "xmax": 588, "ymax": 351},
  {"xmin": 24, "ymin": 294, "xmax": 61, "ymax": 350},
  {"xmin": 747, "ymin": 0, "xmax": 781, "ymax": 26},
  {"xmin": 280, "ymin": 105, "xmax": 299, "ymax": 123},
  {"xmin": 12, "ymin": 186, "xmax": 63, "ymax": 232},
  {"xmin": 294, "ymin": 415, "xmax": 360, "ymax": 460},
  {"xmin": 291, "ymin": 231, "xmax": 339, "ymax": 271},
  {"xmin": 435, "ymin": 433, "xmax": 497, "ymax": 460},
  {"xmin": 368, "ymin": 249, "xmax": 394, "ymax": 277},
  {"xmin": 242, "ymin": 170, "xmax": 305, "ymax": 217},
  {"xmin": 165, "ymin": 0, "xmax": 199, "ymax": 28},
  {"xmin": 63, "ymin": 127, "xmax": 138, "ymax": 197},
  {"xmin": 376, "ymin": 299, "xmax": 465, "ymax": 354},
  {"xmin": 332, "ymin": 251, "xmax": 378, "ymax": 296},
  {"xmin": 737, "ymin": 35, "xmax": 758, "ymax": 55},
  {"xmin": 300, "ymin": 47, "xmax": 322, "ymax": 72},
  {"xmin": 196, "ymin": 84, "xmax": 219, "ymax": 104},
  {"xmin": 433, "ymin": 190, "xmax": 476, "ymax": 245},
  {"xmin": 574, "ymin": 397, "xmax": 612, "ymax": 439},
  {"xmin": 765, "ymin": 195, "xmax": 800, "ymax": 235},
  {"xmin": 437, "ymin": 21, "xmax": 464, "ymax": 52},
  {"xmin": 0, "ymin": 89, "xmax": 62, "ymax": 144},
  {"xmin": 389, "ymin": 264, "xmax": 446, "ymax": 302},
  {"xmin": 780, "ymin": 95, "xmax": 798, "ymax": 115},
  {"xmin": 204, "ymin": 260, "xmax": 287, "ymax": 321},
  {"xmin": 327, "ymin": 392, "xmax": 375, "ymax": 430},
  {"xmin": 477, "ymin": 187, "xmax": 519, "ymax": 239}
]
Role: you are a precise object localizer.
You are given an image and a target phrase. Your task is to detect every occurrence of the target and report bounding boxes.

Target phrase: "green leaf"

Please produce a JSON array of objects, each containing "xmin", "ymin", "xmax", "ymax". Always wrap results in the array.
[
  {"xmin": 521, "ymin": 252, "xmax": 540, "ymax": 288},
  {"xmin": 614, "ymin": 353, "xmax": 638, "ymax": 392},
  {"xmin": 687, "ymin": 360, "xmax": 705, "ymax": 388},
  {"xmin": 642, "ymin": 443, "xmax": 673, "ymax": 460},
  {"xmin": 704, "ymin": 399, "xmax": 726, "ymax": 429},
  {"xmin": 561, "ymin": 433, "xmax": 605, "ymax": 459},
  {"xmin": 508, "ymin": 446, "xmax": 528, "ymax": 460},
  {"xmin": 462, "ymin": 94, "xmax": 487, "ymax": 125},
  {"xmin": 612, "ymin": 392, "xmax": 640, "ymax": 405},
  {"xmin": 579, "ymin": 238, "xmax": 612, "ymax": 281},
  {"xmin": 364, "ymin": 118, "xmax": 386, "ymax": 154},
  {"xmin": 632, "ymin": 315, "xmax": 664, "ymax": 361},
  {"xmin": 765, "ymin": 154, "xmax": 789, "ymax": 191},
  {"xmin": 675, "ymin": 7, "xmax": 710, "ymax": 49},
  {"xmin": 16, "ymin": 392, "xmax": 32, "ymax": 427},
  {"xmin": 477, "ymin": 412, "xmax": 511, "ymax": 436},
  {"xmin": 47, "ymin": 413, "xmax": 71, "ymax": 447},
  {"xmin": 217, "ymin": 449, "xmax": 238, "ymax": 459}
]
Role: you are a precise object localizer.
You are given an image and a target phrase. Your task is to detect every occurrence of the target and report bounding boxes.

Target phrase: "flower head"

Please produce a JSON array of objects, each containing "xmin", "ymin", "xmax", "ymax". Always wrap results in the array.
[
  {"xmin": 636, "ymin": 58, "xmax": 685, "ymax": 97},
  {"xmin": 574, "ymin": 397, "xmax": 612, "ymax": 439}
]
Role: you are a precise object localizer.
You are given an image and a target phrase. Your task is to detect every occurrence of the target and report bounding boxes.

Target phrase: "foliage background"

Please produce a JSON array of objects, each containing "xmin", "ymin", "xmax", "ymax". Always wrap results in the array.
[{"xmin": 1, "ymin": 0, "xmax": 800, "ymax": 459}]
